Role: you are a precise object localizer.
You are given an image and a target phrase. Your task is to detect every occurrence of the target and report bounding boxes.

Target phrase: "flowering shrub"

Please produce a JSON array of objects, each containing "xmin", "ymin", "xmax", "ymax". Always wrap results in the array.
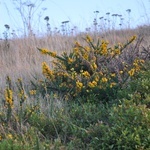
[{"xmin": 38, "ymin": 35, "xmax": 144, "ymax": 102}]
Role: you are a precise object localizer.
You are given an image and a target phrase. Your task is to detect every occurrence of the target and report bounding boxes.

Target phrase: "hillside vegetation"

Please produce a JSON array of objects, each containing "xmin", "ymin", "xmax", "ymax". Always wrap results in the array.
[{"xmin": 0, "ymin": 23, "xmax": 150, "ymax": 149}]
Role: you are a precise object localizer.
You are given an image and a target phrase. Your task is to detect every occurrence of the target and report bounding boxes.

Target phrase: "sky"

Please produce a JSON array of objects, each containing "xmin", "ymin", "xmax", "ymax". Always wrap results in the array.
[{"xmin": 0, "ymin": 0, "xmax": 150, "ymax": 37}]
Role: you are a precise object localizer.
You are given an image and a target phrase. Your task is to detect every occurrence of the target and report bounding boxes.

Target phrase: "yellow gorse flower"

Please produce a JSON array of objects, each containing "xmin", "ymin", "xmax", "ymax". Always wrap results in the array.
[
  {"xmin": 40, "ymin": 48, "xmax": 50, "ymax": 54},
  {"xmin": 100, "ymin": 41, "xmax": 108, "ymax": 56},
  {"xmin": 128, "ymin": 68, "xmax": 135, "ymax": 76},
  {"xmin": 82, "ymin": 71, "xmax": 90, "ymax": 78},
  {"xmin": 110, "ymin": 82, "xmax": 116, "ymax": 88},
  {"xmin": 4, "ymin": 88, "xmax": 13, "ymax": 108},
  {"xmin": 115, "ymin": 49, "xmax": 121, "ymax": 55},
  {"xmin": 88, "ymin": 81, "xmax": 97, "ymax": 88},
  {"xmin": 40, "ymin": 48, "xmax": 57, "ymax": 57},
  {"xmin": 111, "ymin": 73, "xmax": 116, "ymax": 77},
  {"xmin": 68, "ymin": 58, "xmax": 74, "ymax": 64},
  {"xmin": 91, "ymin": 62, "xmax": 97, "ymax": 70},
  {"xmin": 101, "ymin": 77, "xmax": 108, "ymax": 83},
  {"xmin": 85, "ymin": 46, "xmax": 90, "ymax": 52},
  {"xmin": 7, "ymin": 134, "xmax": 13, "ymax": 139},
  {"xmin": 83, "ymin": 53, "xmax": 89, "ymax": 60},
  {"xmin": 29, "ymin": 90, "xmax": 36, "ymax": 95},
  {"xmin": 119, "ymin": 70, "xmax": 123, "ymax": 74},
  {"xmin": 42, "ymin": 62, "xmax": 54, "ymax": 79},
  {"xmin": 76, "ymin": 80, "xmax": 83, "ymax": 90}
]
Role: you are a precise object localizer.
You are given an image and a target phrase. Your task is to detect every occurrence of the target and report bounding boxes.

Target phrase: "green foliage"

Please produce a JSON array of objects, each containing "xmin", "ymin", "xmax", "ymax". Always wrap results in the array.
[
  {"xmin": 118, "ymin": 66, "xmax": 150, "ymax": 106},
  {"xmin": 38, "ymin": 35, "xmax": 145, "ymax": 103},
  {"xmin": 86, "ymin": 99, "xmax": 150, "ymax": 150}
]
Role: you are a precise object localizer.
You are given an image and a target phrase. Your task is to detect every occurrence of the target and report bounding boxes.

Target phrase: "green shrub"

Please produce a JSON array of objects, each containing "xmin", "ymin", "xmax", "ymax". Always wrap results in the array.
[
  {"xmin": 38, "ymin": 35, "xmax": 145, "ymax": 103},
  {"xmin": 86, "ymin": 99, "xmax": 150, "ymax": 149},
  {"xmin": 118, "ymin": 64, "xmax": 150, "ymax": 106}
]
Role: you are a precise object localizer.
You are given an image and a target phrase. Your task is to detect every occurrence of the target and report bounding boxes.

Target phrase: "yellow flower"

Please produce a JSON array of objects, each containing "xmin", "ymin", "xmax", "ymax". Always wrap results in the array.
[
  {"xmin": 82, "ymin": 71, "xmax": 90, "ymax": 78},
  {"xmin": 7, "ymin": 134, "xmax": 13, "ymax": 139},
  {"xmin": 101, "ymin": 77, "xmax": 108, "ymax": 83},
  {"xmin": 29, "ymin": 90, "xmax": 36, "ymax": 95},
  {"xmin": 42, "ymin": 62, "xmax": 54, "ymax": 79},
  {"xmin": 50, "ymin": 52, "xmax": 57, "ymax": 57},
  {"xmin": 40, "ymin": 48, "xmax": 50, "ymax": 54},
  {"xmin": 140, "ymin": 59, "xmax": 145, "ymax": 63},
  {"xmin": 85, "ymin": 46, "xmax": 90, "ymax": 52},
  {"xmin": 83, "ymin": 53, "xmax": 89, "ymax": 60},
  {"xmin": 94, "ymin": 76, "xmax": 99, "ymax": 82},
  {"xmin": 111, "ymin": 73, "xmax": 116, "ymax": 77},
  {"xmin": 91, "ymin": 62, "xmax": 97, "ymax": 70},
  {"xmin": 115, "ymin": 49, "xmax": 120, "ymax": 55},
  {"xmin": 76, "ymin": 80, "xmax": 83, "ymax": 90},
  {"xmin": 110, "ymin": 51, "xmax": 115, "ymax": 57},
  {"xmin": 110, "ymin": 82, "xmax": 116, "ymax": 88},
  {"xmin": 68, "ymin": 58, "xmax": 74, "ymax": 64},
  {"xmin": 128, "ymin": 68, "xmax": 135, "ymax": 76},
  {"xmin": 4, "ymin": 89, "xmax": 13, "ymax": 108},
  {"xmin": 88, "ymin": 81, "xmax": 97, "ymax": 88},
  {"xmin": 40, "ymin": 48, "xmax": 57, "ymax": 57},
  {"xmin": 0, "ymin": 135, "xmax": 2, "ymax": 141},
  {"xmin": 100, "ymin": 41, "xmax": 108, "ymax": 55},
  {"xmin": 119, "ymin": 70, "xmax": 123, "ymax": 74}
]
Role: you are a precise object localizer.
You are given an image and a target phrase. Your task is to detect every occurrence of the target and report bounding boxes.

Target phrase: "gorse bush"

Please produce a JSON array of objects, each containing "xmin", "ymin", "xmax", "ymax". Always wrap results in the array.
[{"xmin": 38, "ymin": 35, "xmax": 145, "ymax": 102}]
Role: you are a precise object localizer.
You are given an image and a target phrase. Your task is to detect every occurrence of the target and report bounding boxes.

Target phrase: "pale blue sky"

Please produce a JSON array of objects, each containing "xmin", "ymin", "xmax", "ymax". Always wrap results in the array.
[{"xmin": 0, "ymin": 0, "xmax": 150, "ymax": 37}]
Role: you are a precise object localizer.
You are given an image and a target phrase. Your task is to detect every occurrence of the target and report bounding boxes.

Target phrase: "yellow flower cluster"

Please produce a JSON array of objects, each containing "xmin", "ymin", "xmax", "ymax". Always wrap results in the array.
[
  {"xmin": 7, "ymin": 134, "xmax": 13, "ymax": 139},
  {"xmin": 128, "ymin": 59, "xmax": 145, "ymax": 76},
  {"xmin": 133, "ymin": 59, "xmax": 145, "ymax": 71},
  {"xmin": 111, "ymin": 73, "xmax": 116, "ymax": 77},
  {"xmin": 68, "ymin": 58, "xmax": 74, "ymax": 64},
  {"xmin": 29, "ymin": 90, "xmax": 36, "ymax": 95},
  {"xmin": 115, "ymin": 49, "xmax": 121, "ymax": 55},
  {"xmin": 128, "ymin": 68, "xmax": 135, "ymax": 76},
  {"xmin": 91, "ymin": 62, "xmax": 97, "ymax": 70},
  {"xmin": 42, "ymin": 62, "xmax": 54, "ymax": 79},
  {"xmin": 83, "ymin": 53, "xmax": 89, "ymax": 60},
  {"xmin": 50, "ymin": 51, "xmax": 57, "ymax": 57},
  {"xmin": 88, "ymin": 81, "xmax": 97, "ymax": 88},
  {"xmin": 110, "ymin": 82, "xmax": 116, "ymax": 88},
  {"xmin": 101, "ymin": 77, "xmax": 108, "ymax": 83},
  {"xmin": 4, "ymin": 88, "xmax": 13, "ymax": 108},
  {"xmin": 40, "ymin": 48, "xmax": 50, "ymax": 54},
  {"xmin": 85, "ymin": 46, "xmax": 90, "ymax": 52},
  {"xmin": 76, "ymin": 80, "xmax": 83, "ymax": 90},
  {"xmin": 82, "ymin": 71, "xmax": 90, "ymax": 78},
  {"xmin": 40, "ymin": 48, "xmax": 57, "ymax": 58},
  {"xmin": 100, "ymin": 41, "xmax": 108, "ymax": 56}
]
